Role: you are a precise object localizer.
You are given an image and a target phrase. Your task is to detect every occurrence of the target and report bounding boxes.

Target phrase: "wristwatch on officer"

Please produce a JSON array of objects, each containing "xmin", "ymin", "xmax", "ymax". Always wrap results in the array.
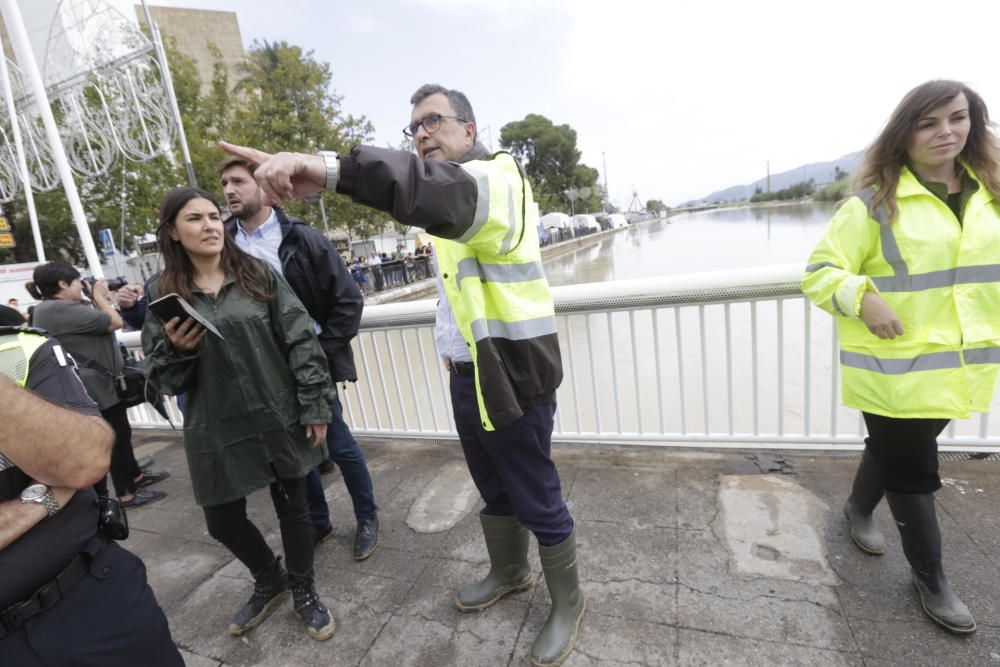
[
  {"xmin": 21, "ymin": 483, "xmax": 61, "ymax": 517},
  {"xmin": 317, "ymin": 150, "xmax": 340, "ymax": 190}
]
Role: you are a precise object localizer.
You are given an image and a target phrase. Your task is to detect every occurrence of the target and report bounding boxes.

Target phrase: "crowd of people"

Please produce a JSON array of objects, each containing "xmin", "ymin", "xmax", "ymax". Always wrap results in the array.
[
  {"xmin": 2, "ymin": 77, "xmax": 998, "ymax": 665},
  {"xmin": 347, "ymin": 243, "xmax": 435, "ymax": 294}
]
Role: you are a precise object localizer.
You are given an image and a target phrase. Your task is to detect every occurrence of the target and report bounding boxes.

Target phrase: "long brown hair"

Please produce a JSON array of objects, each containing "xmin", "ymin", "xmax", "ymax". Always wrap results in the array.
[
  {"xmin": 155, "ymin": 187, "xmax": 274, "ymax": 303},
  {"xmin": 852, "ymin": 80, "xmax": 1000, "ymax": 221}
]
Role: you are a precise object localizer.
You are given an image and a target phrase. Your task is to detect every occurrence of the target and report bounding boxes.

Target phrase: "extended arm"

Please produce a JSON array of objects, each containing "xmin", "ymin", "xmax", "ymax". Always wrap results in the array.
[{"xmin": 0, "ymin": 374, "xmax": 112, "ymax": 489}]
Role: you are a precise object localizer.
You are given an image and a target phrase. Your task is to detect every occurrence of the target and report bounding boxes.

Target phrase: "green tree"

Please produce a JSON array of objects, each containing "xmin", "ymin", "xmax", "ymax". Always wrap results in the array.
[
  {"xmin": 499, "ymin": 114, "xmax": 601, "ymax": 213},
  {"xmin": 646, "ymin": 199, "xmax": 669, "ymax": 215},
  {"xmin": 0, "ymin": 38, "xmax": 385, "ymax": 265}
]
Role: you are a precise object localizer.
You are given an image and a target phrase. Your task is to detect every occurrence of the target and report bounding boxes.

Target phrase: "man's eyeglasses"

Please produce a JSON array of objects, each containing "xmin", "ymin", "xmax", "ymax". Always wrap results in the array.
[{"xmin": 403, "ymin": 114, "xmax": 467, "ymax": 138}]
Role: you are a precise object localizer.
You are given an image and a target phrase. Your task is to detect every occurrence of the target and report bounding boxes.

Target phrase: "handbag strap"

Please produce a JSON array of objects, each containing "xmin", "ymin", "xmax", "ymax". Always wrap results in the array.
[{"xmin": 64, "ymin": 349, "xmax": 115, "ymax": 378}]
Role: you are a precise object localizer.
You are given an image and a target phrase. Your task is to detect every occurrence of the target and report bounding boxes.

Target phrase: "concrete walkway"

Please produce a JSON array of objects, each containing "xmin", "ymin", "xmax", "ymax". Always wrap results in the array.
[{"xmin": 127, "ymin": 433, "xmax": 1000, "ymax": 666}]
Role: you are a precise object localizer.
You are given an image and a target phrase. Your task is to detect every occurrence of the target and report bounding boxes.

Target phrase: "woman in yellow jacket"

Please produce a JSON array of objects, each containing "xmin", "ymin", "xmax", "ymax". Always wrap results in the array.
[{"xmin": 803, "ymin": 80, "xmax": 1000, "ymax": 635}]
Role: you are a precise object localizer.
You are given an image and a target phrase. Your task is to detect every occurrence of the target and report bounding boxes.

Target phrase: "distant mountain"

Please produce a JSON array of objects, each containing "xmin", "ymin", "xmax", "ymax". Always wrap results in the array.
[{"xmin": 681, "ymin": 151, "xmax": 862, "ymax": 206}]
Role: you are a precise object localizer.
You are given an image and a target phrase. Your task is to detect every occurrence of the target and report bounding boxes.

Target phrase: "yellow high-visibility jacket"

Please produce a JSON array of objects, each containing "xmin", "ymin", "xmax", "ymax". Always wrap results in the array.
[
  {"xmin": 803, "ymin": 165, "xmax": 1000, "ymax": 418},
  {"xmin": 338, "ymin": 143, "xmax": 562, "ymax": 430}
]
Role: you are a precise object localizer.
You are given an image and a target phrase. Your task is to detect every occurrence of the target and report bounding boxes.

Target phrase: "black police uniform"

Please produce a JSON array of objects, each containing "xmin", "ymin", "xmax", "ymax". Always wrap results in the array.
[{"xmin": 0, "ymin": 328, "xmax": 182, "ymax": 666}]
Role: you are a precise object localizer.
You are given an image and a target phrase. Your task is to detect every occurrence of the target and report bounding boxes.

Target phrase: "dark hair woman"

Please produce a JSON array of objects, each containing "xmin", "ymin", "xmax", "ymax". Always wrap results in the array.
[
  {"xmin": 27, "ymin": 262, "xmax": 168, "ymax": 507},
  {"xmin": 803, "ymin": 80, "xmax": 1000, "ymax": 635},
  {"xmin": 141, "ymin": 187, "xmax": 336, "ymax": 641}
]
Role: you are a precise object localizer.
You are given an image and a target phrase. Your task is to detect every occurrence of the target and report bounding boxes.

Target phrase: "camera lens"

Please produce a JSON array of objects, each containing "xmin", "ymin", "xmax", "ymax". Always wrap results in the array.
[{"xmin": 107, "ymin": 277, "xmax": 127, "ymax": 291}]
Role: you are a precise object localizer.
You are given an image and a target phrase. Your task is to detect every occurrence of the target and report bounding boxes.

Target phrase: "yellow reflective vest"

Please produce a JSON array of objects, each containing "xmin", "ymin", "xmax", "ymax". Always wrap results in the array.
[
  {"xmin": 339, "ymin": 144, "xmax": 563, "ymax": 431},
  {"xmin": 803, "ymin": 165, "xmax": 1000, "ymax": 418},
  {"xmin": 435, "ymin": 152, "xmax": 561, "ymax": 430},
  {"xmin": 0, "ymin": 328, "xmax": 49, "ymax": 387}
]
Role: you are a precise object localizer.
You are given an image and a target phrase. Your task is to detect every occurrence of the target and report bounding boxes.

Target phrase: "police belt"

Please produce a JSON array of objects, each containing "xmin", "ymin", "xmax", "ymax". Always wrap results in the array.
[{"xmin": 0, "ymin": 550, "xmax": 92, "ymax": 639}]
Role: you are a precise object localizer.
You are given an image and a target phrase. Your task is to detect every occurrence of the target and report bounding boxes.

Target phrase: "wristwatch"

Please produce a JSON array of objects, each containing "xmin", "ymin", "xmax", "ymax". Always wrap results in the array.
[
  {"xmin": 21, "ymin": 483, "xmax": 61, "ymax": 517},
  {"xmin": 317, "ymin": 151, "xmax": 340, "ymax": 190}
]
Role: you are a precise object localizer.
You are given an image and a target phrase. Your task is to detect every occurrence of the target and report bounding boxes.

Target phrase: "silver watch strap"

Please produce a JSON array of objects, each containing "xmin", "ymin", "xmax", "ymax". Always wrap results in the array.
[
  {"xmin": 318, "ymin": 151, "xmax": 340, "ymax": 190},
  {"xmin": 41, "ymin": 489, "xmax": 60, "ymax": 517}
]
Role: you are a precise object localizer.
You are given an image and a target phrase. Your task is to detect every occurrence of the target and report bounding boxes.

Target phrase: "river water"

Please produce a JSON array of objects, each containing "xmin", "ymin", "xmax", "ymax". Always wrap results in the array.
[
  {"xmin": 348, "ymin": 201, "xmax": 995, "ymax": 442},
  {"xmin": 544, "ymin": 202, "xmax": 836, "ymax": 286}
]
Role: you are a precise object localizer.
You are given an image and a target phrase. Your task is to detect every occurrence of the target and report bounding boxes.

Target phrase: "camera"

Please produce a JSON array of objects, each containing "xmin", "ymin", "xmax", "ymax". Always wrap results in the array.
[{"xmin": 83, "ymin": 276, "xmax": 128, "ymax": 292}]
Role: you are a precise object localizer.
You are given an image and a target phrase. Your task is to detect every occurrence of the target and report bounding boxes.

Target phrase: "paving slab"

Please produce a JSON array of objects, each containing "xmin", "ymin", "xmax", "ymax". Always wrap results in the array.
[{"xmin": 123, "ymin": 432, "xmax": 1000, "ymax": 666}]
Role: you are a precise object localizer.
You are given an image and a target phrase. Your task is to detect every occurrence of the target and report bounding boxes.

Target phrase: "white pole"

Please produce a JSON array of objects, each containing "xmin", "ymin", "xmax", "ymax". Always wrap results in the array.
[
  {"xmin": 139, "ymin": 0, "xmax": 196, "ymax": 187},
  {"xmin": 0, "ymin": 0, "xmax": 103, "ymax": 277},
  {"xmin": 0, "ymin": 36, "xmax": 43, "ymax": 261}
]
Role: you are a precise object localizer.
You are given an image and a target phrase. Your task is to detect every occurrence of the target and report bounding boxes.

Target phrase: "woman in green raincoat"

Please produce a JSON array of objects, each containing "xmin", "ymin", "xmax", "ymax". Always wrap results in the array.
[{"xmin": 141, "ymin": 187, "xmax": 336, "ymax": 642}]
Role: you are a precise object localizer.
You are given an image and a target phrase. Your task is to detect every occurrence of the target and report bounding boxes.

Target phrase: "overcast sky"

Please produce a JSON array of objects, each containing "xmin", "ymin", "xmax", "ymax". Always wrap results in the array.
[{"xmin": 148, "ymin": 0, "xmax": 1000, "ymax": 208}]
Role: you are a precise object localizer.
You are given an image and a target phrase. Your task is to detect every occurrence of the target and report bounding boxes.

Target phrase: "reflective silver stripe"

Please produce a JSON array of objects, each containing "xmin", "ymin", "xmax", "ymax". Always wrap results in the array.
[
  {"xmin": 965, "ymin": 348, "xmax": 1000, "ymax": 365},
  {"xmin": 831, "ymin": 293, "xmax": 848, "ymax": 317},
  {"xmin": 457, "ymin": 164, "xmax": 493, "ymax": 243},
  {"xmin": 469, "ymin": 315, "xmax": 558, "ymax": 342},
  {"xmin": 805, "ymin": 261, "xmax": 841, "ymax": 273},
  {"xmin": 856, "ymin": 187, "xmax": 910, "ymax": 281},
  {"xmin": 856, "ymin": 188, "xmax": 889, "ymax": 225},
  {"xmin": 0, "ymin": 452, "xmax": 12, "ymax": 472},
  {"xmin": 499, "ymin": 184, "xmax": 518, "ymax": 254},
  {"xmin": 840, "ymin": 350, "xmax": 960, "ymax": 374},
  {"xmin": 872, "ymin": 264, "xmax": 1000, "ymax": 292},
  {"xmin": 455, "ymin": 257, "xmax": 546, "ymax": 289},
  {"xmin": 878, "ymin": 222, "xmax": 909, "ymax": 281}
]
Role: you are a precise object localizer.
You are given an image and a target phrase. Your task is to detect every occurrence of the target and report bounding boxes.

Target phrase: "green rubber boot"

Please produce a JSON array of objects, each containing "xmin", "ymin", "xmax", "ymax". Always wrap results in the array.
[
  {"xmin": 455, "ymin": 514, "xmax": 533, "ymax": 612},
  {"xmin": 530, "ymin": 530, "xmax": 585, "ymax": 667}
]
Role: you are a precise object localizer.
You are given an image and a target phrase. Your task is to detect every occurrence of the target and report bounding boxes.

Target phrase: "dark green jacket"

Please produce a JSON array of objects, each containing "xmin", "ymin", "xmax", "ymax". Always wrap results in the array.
[{"xmin": 140, "ymin": 268, "xmax": 333, "ymax": 507}]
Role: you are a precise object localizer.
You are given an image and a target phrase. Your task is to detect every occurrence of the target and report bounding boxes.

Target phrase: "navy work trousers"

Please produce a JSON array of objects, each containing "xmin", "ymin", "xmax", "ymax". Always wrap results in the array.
[
  {"xmin": 306, "ymin": 392, "xmax": 378, "ymax": 531},
  {"xmin": 0, "ymin": 539, "xmax": 182, "ymax": 666},
  {"xmin": 450, "ymin": 371, "xmax": 573, "ymax": 546}
]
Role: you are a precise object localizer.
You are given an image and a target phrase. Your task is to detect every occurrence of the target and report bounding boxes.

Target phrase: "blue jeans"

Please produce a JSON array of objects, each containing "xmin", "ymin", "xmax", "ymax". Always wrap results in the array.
[{"xmin": 306, "ymin": 392, "xmax": 378, "ymax": 531}]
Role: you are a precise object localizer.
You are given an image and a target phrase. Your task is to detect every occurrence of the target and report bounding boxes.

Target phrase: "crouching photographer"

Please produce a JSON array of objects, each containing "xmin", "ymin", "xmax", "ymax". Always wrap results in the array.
[
  {"xmin": 26, "ymin": 262, "xmax": 169, "ymax": 509},
  {"xmin": 0, "ymin": 321, "xmax": 182, "ymax": 665}
]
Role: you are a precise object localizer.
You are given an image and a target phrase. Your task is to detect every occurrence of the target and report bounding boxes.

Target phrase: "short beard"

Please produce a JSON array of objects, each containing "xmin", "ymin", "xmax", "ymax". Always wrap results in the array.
[{"xmin": 234, "ymin": 199, "xmax": 262, "ymax": 221}]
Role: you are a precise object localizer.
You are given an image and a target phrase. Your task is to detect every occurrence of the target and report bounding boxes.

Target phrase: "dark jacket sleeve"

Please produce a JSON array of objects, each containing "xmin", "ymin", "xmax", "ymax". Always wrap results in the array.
[
  {"xmin": 120, "ymin": 298, "xmax": 146, "ymax": 331},
  {"xmin": 301, "ymin": 227, "xmax": 363, "ymax": 382},
  {"xmin": 337, "ymin": 145, "xmax": 480, "ymax": 239},
  {"xmin": 267, "ymin": 269, "xmax": 334, "ymax": 425},
  {"xmin": 140, "ymin": 285, "xmax": 200, "ymax": 396}
]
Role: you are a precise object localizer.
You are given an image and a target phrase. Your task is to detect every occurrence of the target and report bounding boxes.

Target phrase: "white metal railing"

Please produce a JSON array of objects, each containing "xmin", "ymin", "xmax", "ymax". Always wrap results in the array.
[{"xmin": 122, "ymin": 263, "xmax": 1000, "ymax": 452}]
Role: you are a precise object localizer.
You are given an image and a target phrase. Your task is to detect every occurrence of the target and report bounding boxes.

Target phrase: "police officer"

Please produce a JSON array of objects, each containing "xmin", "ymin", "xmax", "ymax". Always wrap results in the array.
[
  {"xmin": 0, "ymin": 316, "xmax": 182, "ymax": 665},
  {"xmin": 220, "ymin": 82, "xmax": 584, "ymax": 667}
]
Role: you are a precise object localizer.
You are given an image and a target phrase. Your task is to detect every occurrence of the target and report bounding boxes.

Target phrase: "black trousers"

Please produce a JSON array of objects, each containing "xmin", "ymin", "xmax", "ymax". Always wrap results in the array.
[
  {"xmin": 450, "ymin": 371, "xmax": 573, "ymax": 546},
  {"xmin": 94, "ymin": 402, "xmax": 142, "ymax": 498},
  {"xmin": 203, "ymin": 477, "xmax": 313, "ymax": 582},
  {"xmin": 862, "ymin": 412, "xmax": 950, "ymax": 494},
  {"xmin": 0, "ymin": 539, "xmax": 182, "ymax": 666}
]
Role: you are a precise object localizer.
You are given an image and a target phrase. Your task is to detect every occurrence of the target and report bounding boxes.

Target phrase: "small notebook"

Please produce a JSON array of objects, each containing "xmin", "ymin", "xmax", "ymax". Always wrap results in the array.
[{"xmin": 148, "ymin": 293, "xmax": 225, "ymax": 340}]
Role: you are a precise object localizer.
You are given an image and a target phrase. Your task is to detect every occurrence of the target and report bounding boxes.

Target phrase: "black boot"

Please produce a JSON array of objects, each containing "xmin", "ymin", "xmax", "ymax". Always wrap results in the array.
[
  {"xmin": 885, "ymin": 491, "xmax": 975, "ymax": 634},
  {"xmin": 292, "ymin": 578, "xmax": 336, "ymax": 641},
  {"xmin": 844, "ymin": 447, "xmax": 886, "ymax": 555},
  {"xmin": 228, "ymin": 557, "xmax": 290, "ymax": 636}
]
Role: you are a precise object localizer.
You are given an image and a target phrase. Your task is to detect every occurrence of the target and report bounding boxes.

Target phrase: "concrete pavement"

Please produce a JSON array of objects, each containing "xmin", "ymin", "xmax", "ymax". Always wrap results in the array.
[{"xmin": 126, "ymin": 432, "xmax": 1000, "ymax": 666}]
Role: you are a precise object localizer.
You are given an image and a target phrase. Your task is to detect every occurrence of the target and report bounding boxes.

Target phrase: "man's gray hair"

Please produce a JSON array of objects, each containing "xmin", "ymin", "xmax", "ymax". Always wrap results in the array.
[{"xmin": 410, "ymin": 84, "xmax": 477, "ymax": 138}]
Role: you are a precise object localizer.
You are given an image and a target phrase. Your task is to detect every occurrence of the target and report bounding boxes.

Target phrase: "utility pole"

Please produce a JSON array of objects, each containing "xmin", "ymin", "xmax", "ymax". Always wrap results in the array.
[
  {"xmin": 766, "ymin": 161, "xmax": 771, "ymax": 193},
  {"xmin": 1, "ymin": 0, "xmax": 103, "ymax": 276},
  {"xmin": 0, "ymin": 30, "xmax": 43, "ymax": 261},
  {"xmin": 140, "ymin": 0, "xmax": 197, "ymax": 187},
  {"xmin": 602, "ymin": 151, "xmax": 609, "ymax": 211}
]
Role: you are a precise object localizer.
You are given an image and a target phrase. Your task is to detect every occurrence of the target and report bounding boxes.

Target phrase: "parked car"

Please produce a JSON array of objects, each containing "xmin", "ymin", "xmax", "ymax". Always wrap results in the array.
[
  {"xmin": 608, "ymin": 213, "xmax": 629, "ymax": 228},
  {"xmin": 540, "ymin": 212, "xmax": 573, "ymax": 243},
  {"xmin": 572, "ymin": 214, "xmax": 601, "ymax": 237}
]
